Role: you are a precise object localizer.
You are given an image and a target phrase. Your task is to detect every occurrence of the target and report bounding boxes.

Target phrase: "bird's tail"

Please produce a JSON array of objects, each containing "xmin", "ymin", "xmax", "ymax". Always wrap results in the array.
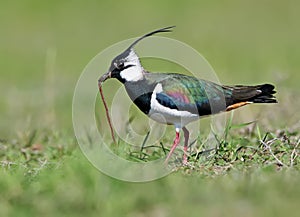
[{"xmin": 225, "ymin": 84, "xmax": 277, "ymax": 111}]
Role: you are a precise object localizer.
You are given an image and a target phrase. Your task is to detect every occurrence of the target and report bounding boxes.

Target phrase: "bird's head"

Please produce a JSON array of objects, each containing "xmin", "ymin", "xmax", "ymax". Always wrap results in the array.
[{"xmin": 99, "ymin": 26, "xmax": 175, "ymax": 84}]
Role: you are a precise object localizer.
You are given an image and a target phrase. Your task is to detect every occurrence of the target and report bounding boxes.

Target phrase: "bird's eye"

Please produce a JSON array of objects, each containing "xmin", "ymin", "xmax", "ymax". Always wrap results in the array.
[
  {"xmin": 113, "ymin": 62, "xmax": 124, "ymax": 70},
  {"xmin": 117, "ymin": 62, "xmax": 124, "ymax": 69}
]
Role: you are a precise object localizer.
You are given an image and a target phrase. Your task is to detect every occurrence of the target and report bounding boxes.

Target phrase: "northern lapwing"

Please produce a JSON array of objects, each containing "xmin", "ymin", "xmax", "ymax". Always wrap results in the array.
[{"xmin": 98, "ymin": 26, "xmax": 277, "ymax": 164}]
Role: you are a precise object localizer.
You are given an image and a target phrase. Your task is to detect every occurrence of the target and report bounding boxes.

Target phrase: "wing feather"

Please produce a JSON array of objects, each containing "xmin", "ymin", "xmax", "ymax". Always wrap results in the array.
[{"xmin": 147, "ymin": 73, "xmax": 228, "ymax": 116}]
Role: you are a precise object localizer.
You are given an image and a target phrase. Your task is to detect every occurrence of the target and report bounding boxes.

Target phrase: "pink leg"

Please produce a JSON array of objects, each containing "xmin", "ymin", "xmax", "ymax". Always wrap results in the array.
[
  {"xmin": 182, "ymin": 127, "xmax": 190, "ymax": 165},
  {"xmin": 165, "ymin": 129, "xmax": 180, "ymax": 164}
]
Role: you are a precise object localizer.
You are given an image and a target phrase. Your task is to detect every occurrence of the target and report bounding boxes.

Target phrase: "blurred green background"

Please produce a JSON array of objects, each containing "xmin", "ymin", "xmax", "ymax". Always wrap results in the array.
[
  {"xmin": 1, "ymin": 0, "xmax": 300, "ymax": 136},
  {"xmin": 1, "ymin": 0, "xmax": 299, "ymax": 216}
]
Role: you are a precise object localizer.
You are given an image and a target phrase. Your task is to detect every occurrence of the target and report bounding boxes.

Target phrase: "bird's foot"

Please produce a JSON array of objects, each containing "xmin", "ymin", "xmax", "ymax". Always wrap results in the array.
[
  {"xmin": 182, "ymin": 153, "xmax": 188, "ymax": 165},
  {"xmin": 182, "ymin": 159, "xmax": 188, "ymax": 165}
]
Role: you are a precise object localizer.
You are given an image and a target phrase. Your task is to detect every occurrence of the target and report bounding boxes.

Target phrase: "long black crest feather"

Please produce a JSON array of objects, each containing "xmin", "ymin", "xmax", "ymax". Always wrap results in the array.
[{"xmin": 127, "ymin": 26, "xmax": 175, "ymax": 50}]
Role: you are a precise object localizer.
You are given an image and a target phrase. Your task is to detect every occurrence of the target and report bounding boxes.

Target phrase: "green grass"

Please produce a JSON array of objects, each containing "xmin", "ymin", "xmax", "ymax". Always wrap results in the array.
[
  {"xmin": 111, "ymin": 117, "xmax": 300, "ymax": 173},
  {"xmin": 1, "ymin": 0, "xmax": 300, "ymax": 216},
  {"xmin": 0, "ymin": 125, "xmax": 299, "ymax": 216}
]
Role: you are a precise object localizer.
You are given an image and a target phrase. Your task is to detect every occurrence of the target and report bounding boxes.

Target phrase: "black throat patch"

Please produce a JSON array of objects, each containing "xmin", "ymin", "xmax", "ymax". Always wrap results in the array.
[{"xmin": 124, "ymin": 81, "xmax": 156, "ymax": 115}]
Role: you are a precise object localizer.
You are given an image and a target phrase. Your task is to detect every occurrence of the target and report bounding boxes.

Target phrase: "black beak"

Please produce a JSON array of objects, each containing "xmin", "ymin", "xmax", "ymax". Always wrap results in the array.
[{"xmin": 98, "ymin": 71, "xmax": 111, "ymax": 85}]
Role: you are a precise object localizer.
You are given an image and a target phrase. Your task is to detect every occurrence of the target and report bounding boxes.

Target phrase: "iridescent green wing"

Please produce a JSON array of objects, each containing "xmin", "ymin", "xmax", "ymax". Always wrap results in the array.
[{"xmin": 152, "ymin": 73, "xmax": 230, "ymax": 116}]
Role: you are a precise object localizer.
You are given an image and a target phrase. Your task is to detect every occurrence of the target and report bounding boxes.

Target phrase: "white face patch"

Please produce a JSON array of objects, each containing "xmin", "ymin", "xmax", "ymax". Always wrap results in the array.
[
  {"xmin": 120, "ymin": 64, "xmax": 143, "ymax": 82},
  {"xmin": 120, "ymin": 50, "xmax": 144, "ymax": 82}
]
